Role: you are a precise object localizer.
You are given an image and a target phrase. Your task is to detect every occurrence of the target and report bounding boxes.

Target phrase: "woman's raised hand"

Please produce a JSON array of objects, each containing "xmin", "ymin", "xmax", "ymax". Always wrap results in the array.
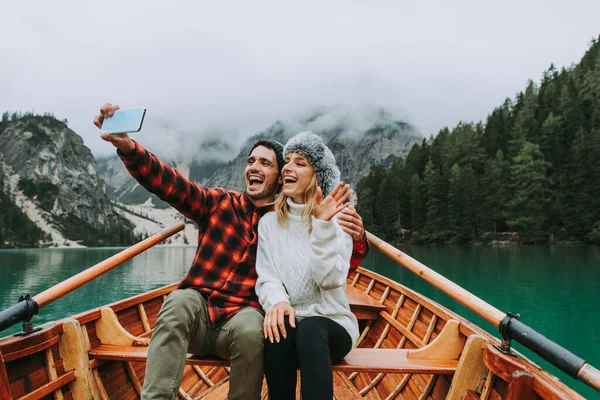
[{"xmin": 313, "ymin": 182, "xmax": 352, "ymax": 221}]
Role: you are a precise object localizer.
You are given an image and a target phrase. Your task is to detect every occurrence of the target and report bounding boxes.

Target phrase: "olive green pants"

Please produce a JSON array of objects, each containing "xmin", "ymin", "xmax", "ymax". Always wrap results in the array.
[{"xmin": 141, "ymin": 289, "xmax": 264, "ymax": 400}]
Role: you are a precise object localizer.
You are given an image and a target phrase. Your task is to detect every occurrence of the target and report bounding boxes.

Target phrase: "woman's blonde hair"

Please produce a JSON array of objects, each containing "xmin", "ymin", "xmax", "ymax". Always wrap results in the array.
[{"xmin": 275, "ymin": 172, "xmax": 319, "ymax": 233}]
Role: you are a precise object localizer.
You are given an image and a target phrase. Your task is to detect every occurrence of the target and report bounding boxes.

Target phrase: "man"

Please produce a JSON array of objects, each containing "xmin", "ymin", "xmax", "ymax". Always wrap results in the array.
[{"xmin": 94, "ymin": 103, "xmax": 368, "ymax": 400}]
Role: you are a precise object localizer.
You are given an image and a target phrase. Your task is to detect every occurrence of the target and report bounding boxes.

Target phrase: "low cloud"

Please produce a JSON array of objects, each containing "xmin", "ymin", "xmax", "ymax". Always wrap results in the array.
[{"xmin": 1, "ymin": 1, "xmax": 598, "ymax": 160}]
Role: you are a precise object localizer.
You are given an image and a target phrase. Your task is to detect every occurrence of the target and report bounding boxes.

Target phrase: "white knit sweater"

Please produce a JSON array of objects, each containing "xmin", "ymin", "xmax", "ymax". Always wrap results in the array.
[{"xmin": 255, "ymin": 198, "xmax": 359, "ymax": 345}]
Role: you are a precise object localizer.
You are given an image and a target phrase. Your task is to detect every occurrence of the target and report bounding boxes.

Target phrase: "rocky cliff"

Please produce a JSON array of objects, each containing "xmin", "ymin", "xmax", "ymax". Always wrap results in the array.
[{"xmin": 0, "ymin": 114, "xmax": 137, "ymax": 247}]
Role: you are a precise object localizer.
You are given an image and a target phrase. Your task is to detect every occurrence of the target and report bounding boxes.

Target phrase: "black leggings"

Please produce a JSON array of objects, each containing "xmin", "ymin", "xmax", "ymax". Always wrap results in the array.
[{"xmin": 264, "ymin": 316, "xmax": 353, "ymax": 400}]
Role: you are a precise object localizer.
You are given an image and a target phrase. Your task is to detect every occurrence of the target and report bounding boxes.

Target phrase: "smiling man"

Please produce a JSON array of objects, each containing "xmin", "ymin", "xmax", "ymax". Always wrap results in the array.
[{"xmin": 94, "ymin": 103, "xmax": 368, "ymax": 400}]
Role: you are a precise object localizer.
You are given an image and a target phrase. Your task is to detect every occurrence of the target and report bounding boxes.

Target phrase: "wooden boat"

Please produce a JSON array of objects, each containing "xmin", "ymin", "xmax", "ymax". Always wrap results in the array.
[{"xmin": 0, "ymin": 224, "xmax": 598, "ymax": 399}]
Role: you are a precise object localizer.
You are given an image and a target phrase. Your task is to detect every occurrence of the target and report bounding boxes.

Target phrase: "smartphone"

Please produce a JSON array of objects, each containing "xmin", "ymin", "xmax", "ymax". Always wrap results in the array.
[{"xmin": 101, "ymin": 108, "xmax": 146, "ymax": 134}]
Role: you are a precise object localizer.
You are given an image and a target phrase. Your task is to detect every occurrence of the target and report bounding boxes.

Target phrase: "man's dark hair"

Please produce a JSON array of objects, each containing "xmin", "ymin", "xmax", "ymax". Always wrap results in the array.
[{"xmin": 248, "ymin": 139, "xmax": 284, "ymax": 174}]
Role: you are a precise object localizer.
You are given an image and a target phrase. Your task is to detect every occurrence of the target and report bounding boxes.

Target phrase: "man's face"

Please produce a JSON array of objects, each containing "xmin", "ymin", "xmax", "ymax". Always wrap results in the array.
[{"xmin": 244, "ymin": 145, "xmax": 282, "ymax": 204}]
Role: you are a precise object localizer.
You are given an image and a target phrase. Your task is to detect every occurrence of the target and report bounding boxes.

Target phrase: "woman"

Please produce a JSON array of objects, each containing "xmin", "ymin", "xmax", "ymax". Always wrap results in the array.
[{"xmin": 255, "ymin": 131, "xmax": 359, "ymax": 399}]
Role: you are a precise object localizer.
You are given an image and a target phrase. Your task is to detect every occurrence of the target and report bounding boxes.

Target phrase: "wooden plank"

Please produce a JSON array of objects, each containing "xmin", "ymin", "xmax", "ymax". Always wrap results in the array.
[
  {"xmin": 58, "ymin": 320, "xmax": 103, "ymax": 400},
  {"xmin": 0, "ymin": 352, "xmax": 12, "ymax": 400},
  {"xmin": 504, "ymin": 371, "xmax": 537, "ymax": 400},
  {"xmin": 391, "ymin": 293, "xmax": 405, "ymax": 318},
  {"xmin": 138, "ymin": 329, "xmax": 154, "ymax": 338},
  {"xmin": 336, "ymin": 349, "xmax": 457, "ymax": 374},
  {"xmin": 199, "ymin": 379, "xmax": 230, "ymax": 400},
  {"xmin": 384, "ymin": 373, "xmax": 412, "ymax": 399},
  {"xmin": 465, "ymin": 390, "xmax": 480, "ymax": 400},
  {"xmin": 178, "ymin": 387, "xmax": 193, "ymax": 400},
  {"xmin": 430, "ymin": 375, "xmax": 452, "ymax": 400},
  {"xmin": 351, "ymin": 272, "xmax": 361, "ymax": 286},
  {"xmin": 358, "ymin": 372, "xmax": 385, "ymax": 396},
  {"xmin": 365, "ymin": 279, "xmax": 376, "ymax": 294},
  {"xmin": 43, "ymin": 348, "xmax": 64, "ymax": 400},
  {"xmin": 352, "ymin": 309, "xmax": 381, "ymax": 321},
  {"xmin": 89, "ymin": 344, "xmax": 457, "ymax": 374},
  {"xmin": 354, "ymin": 268, "xmax": 483, "ymax": 339},
  {"xmin": 125, "ymin": 361, "xmax": 142, "ymax": 395},
  {"xmin": 347, "ymin": 285, "xmax": 386, "ymax": 321},
  {"xmin": 3, "ymin": 335, "xmax": 60, "ymax": 363},
  {"xmin": 333, "ymin": 372, "xmax": 363, "ymax": 399},
  {"xmin": 423, "ymin": 315, "xmax": 438, "ymax": 344},
  {"xmin": 479, "ymin": 371, "xmax": 495, "ymax": 400},
  {"xmin": 92, "ymin": 369, "xmax": 110, "ymax": 400},
  {"xmin": 0, "ymin": 324, "xmax": 62, "ymax": 357},
  {"xmin": 483, "ymin": 344, "xmax": 582, "ymax": 400},
  {"xmin": 80, "ymin": 325, "xmax": 92, "ymax": 352},
  {"xmin": 407, "ymin": 304, "xmax": 422, "ymax": 331},
  {"xmin": 418, "ymin": 375, "xmax": 438, "ymax": 400},
  {"xmin": 354, "ymin": 322, "xmax": 372, "ymax": 348},
  {"xmin": 193, "ymin": 365, "xmax": 215, "ymax": 387},
  {"xmin": 446, "ymin": 335, "xmax": 488, "ymax": 400},
  {"xmin": 89, "ymin": 345, "xmax": 230, "ymax": 368},
  {"xmin": 381, "ymin": 312, "xmax": 424, "ymax": 348},
  {"xmin": 16, "ymin": 370, "xmax": 75, "ymax": 400}
]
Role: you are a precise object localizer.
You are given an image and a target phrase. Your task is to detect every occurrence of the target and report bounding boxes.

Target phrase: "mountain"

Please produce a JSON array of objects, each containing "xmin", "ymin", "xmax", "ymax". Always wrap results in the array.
[
  {"xmin": 0, "ymin": 109, "xmax": 421, "ymax": 247},
  {"xmin": 0, "ymin": 113, "xmax": 139, "ymax": 248},
  {"xmin": 96, "ymin": 109, "xmax": 421, "ymax": 243},
  {"xmin": 100, "ymin": 110, "xmax": 422, "ymax": 199}
]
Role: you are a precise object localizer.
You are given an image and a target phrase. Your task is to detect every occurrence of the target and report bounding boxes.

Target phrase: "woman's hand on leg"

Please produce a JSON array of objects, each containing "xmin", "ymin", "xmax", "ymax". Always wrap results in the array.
[{"xmin": 264, "ymin": 302, "xmax": 296, "ymax": 343}]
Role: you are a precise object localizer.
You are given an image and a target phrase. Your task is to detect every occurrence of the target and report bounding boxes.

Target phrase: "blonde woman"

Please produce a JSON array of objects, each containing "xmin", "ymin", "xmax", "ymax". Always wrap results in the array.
[{"xmin": 255, "ymin": 131, "xmax": 359, "ymax": 399}]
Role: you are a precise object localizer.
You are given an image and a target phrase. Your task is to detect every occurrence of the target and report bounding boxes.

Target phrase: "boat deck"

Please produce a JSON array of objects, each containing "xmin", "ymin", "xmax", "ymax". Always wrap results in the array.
[{"xmin": 0, "ymin": 267, "xmax": 583, "ymax": 399}]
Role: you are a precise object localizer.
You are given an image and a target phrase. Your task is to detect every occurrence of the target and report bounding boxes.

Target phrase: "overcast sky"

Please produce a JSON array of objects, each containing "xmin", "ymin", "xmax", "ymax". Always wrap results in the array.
[{"xmin": 1, "ymin": 0, "xmax": 599, "ymax": 158}]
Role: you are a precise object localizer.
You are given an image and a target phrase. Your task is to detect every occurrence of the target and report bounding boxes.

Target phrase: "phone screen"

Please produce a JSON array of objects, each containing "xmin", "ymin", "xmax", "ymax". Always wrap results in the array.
[{"xmin": 101, "ymin": 108, "xmax": 146, "ymax": 134}]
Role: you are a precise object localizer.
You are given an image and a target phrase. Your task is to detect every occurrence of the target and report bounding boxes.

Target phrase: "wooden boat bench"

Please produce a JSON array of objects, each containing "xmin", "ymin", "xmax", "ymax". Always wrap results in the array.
[
  {"xmin": 89, "ymin": 308, "xmax": 466, "ymax": 376},
  {"xmin": 88, "ymin": 344, "xmax": 458, "ymax": 374},
  {"xmin": 346, "ymin": 285, "xmax": 386, "ymax": 321}
]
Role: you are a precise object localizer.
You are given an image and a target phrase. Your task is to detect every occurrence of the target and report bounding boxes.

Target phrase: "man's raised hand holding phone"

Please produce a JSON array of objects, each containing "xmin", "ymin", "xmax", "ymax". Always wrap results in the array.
[{"xmin": 93, "ymin": 103, "xmax": 136, "ymax": 156}]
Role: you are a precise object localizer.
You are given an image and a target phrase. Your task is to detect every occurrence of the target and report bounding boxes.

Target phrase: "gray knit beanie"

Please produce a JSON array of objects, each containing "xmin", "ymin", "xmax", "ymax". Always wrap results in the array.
[{"xmin": 283, "ymin": 131, "xmax": 340, "ymax": 195}]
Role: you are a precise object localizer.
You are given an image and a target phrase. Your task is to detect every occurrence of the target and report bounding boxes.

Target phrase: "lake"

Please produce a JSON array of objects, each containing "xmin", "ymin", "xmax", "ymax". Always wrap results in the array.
[{"xmin": 1, "ymin": 244, "xmax": 598, "ymax": 397}]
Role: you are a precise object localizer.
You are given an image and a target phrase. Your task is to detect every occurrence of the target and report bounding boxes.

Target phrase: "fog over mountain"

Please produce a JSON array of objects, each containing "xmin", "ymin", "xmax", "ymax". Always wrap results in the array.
[{"xmin": 2, "ymin": 1, "xmax": 598, "ymax": 159}]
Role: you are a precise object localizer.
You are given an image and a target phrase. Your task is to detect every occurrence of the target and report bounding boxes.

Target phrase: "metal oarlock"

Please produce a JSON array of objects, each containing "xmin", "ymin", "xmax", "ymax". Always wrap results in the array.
[{"xmin": 495, "ymin": 312, "xmax": 520, "ymax": 356}]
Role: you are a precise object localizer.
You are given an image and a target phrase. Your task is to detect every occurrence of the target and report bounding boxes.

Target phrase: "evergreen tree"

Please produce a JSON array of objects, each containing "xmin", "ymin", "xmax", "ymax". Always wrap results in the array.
[
  {"xmin": 480, "ymin": 150, "xmax": 509, "ymax": 234},
  {"xmin": 509, "ymin": 81, "xmax": 539, "ymax": 157},
  {"xmin": 482, "ymin": 100, "xmax": 513, "ymax": 156},
  {"xmin": 410, "ymin": 174, "xmax": 426, "ymax": 234},
  {"xmin": 505, "ymin": 142, "xmax": 550, "ymax": 242},
  {"xmin": 423, "ymin": 160, "xmax": 447, "ymax": 240},
  {"xmin": 447, "ymin": 164, "xmax": 461, "ymax": 233},
  {"xmin": 570, "ymin": 128, "xmax": 600, "ymax": 240},
  {"xmin": 353, "ymin": 38, "xmax": 600, "ymax": 244},
  {"xmin": 458, "ymin": 164, "xmax": 478, "ymax": 240},
  {"xmin": 376, "ymin": 159, "xmax": 406, "ymax": 241}
]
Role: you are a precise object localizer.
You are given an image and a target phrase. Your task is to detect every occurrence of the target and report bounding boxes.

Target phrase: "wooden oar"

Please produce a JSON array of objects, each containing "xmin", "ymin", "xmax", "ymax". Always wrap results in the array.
[
  {"xmin": 366, "ymin": 231, "xmax": 600, "ymax": 393},
  {"xmin": 0, "ymin": 223, "xmax": 184, "ymax": 333}
]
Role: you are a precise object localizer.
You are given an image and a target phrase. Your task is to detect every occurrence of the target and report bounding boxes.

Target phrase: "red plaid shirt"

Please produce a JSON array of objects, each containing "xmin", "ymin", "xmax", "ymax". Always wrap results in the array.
[{"xmin": 120, "ymin": 142, "xmax": 368, "ymax": 326}]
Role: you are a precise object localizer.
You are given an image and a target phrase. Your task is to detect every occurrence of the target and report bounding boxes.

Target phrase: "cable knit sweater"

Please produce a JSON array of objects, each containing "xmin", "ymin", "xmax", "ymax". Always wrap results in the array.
[{"xmin": 255, "ymin": 198, "xmax": 359, "ymax": 345}]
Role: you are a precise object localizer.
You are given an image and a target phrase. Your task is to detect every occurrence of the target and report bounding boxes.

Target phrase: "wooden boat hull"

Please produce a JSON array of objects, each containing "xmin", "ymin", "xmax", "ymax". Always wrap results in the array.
[{"xmin": 0, "ymin": 267, "xmax": 582, "ymax": 399}]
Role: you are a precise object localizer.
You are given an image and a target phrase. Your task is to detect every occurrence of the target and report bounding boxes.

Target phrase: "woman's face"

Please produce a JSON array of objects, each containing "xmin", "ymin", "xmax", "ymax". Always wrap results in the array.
[{"xmin": 281, "ymin": 152, "xmax": 315, "ymax": 204}]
